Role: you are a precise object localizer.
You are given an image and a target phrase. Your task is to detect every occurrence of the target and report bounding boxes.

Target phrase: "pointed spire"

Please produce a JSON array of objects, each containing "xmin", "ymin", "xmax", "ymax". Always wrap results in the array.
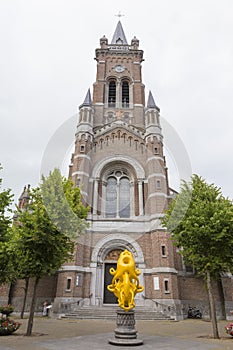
[
  {"xmin": 19, "ymin": 184, "xmax": 30, "ymax": 200},
  {"xmin": 83, "ymin": 89, "xmax": 92, "ymax": 106},
  {"xmin": 79, "ymin": 89, "xmax": 92, "ymax": 109},
  {"xmin": 111, "ymin": 21, "xmax": 128, "ymax": 45},
  {"xmin": 18, "ymin": 184, "xmax": 30, "ymax": 210},
  {"xmin": 147, "ymin": 91, "xmax": 160, "ymax": 111}
]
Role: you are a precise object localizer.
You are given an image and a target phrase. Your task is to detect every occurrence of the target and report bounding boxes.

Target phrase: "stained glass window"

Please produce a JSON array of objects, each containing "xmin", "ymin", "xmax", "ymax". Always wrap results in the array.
[
  {"xmin": 119, "ymin": 177, "xmax": 130, "ymax": 217},
  {"xmin": 105, "ymin": 171, "xmax": 130, "ymax": 218},
  {"xmin": 106, "ymin": 177, "xmax": 117, "ymax": 217}
]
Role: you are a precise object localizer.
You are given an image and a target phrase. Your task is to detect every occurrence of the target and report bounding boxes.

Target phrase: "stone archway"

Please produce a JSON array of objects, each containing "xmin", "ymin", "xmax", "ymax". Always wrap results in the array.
[
  {"xmin": 90, "ymin": 155, "xmax": 145, "ymax": 217},
  {"xmin": 89, "ymin": 234, "xmax": 145, "ymax": 306}
]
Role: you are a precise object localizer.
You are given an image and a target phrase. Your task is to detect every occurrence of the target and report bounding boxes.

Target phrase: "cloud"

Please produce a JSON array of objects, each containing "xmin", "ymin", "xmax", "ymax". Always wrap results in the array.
[{"xmin": 0, "ymin": 0, "xmax": 233, "ymax": 203}]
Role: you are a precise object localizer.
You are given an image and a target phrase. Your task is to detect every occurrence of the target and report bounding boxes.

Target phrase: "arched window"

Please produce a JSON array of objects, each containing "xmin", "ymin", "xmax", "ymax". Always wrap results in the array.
[
  {"xmin": 106, "ymin": 171, "xmax": 130, "ymax": 218},
  {"xmin": 108, "ymin": 80, "xmax": 116, "ymax": 106},
  {"xmin": 119, "ymin": 177, "xmax": 130, "ymax": 217},
  {"xmin": 106, "ymin": 177, "xmax": 117, "ymax": 217},
  {"xmin": 122, "ymin": 81, "xmax": 129, "ymax": 107}
]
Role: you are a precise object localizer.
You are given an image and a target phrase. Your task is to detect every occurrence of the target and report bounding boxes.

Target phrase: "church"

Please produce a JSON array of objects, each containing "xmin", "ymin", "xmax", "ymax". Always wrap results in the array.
[
  {"xmin": 51, "ymin": 21, "xmax": 232, "ymax": 319},
  {"xmin": 2, "ymin": 21, "xmax": 232, "ymax": 320},
  {"xmin": 58, "ymin": 20, "xmax": 182, "ymax": 315}
]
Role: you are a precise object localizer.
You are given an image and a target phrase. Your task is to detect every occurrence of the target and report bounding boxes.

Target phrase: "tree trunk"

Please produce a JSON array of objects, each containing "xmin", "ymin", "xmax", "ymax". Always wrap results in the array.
[
  {"xmin": 7, "ymin": 282, "xmax": 15, "ymax": 305},
  {"xmin": 26, "ymin": 276, "xmax": 40, "ymax": 336},
  {"xmin": 217, "ymin": 274, "xmax": 226, "ymax": 319},
  {"xmin": 206, "ymin": 270, "xmax": 219, "ymax": 339},
  {"xmin": 21, "ymin": 278, "xmax": 29, "ymax": 319}
]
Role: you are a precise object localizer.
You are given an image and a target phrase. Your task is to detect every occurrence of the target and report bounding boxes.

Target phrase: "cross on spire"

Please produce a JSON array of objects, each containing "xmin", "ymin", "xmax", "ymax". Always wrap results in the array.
[{"xmin": 115, "ymin": 11, "xmax": 125, "ymax": 19}]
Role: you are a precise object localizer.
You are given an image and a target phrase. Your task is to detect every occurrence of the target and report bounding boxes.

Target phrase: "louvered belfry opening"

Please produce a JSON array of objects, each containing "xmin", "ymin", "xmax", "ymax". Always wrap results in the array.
[
  {"xmin": 108, "ymin": 80, "xmax": 116, "ymax": 107},
  {"xmin": 122, "ymin": 81, "xmax": 129, "ymax": 107}
]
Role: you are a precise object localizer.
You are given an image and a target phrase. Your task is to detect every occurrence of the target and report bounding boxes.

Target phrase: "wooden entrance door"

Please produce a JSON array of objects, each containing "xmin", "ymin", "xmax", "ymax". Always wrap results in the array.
[{"xmin": 103, "ymin": 263, "xmax": 118, "ymax": 304}]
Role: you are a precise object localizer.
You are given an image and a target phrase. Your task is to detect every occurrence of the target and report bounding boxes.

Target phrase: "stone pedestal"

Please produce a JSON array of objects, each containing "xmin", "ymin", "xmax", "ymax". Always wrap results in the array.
[{"xmin": 108, "ymin": 309, "xmax": 143, "ymax": 346}]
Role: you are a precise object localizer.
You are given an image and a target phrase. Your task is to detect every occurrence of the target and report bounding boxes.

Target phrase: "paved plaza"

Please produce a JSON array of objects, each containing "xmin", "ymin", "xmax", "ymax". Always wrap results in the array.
[{"xmin": 0, "ymin": 317, "xmax": 232, "ymax": 350}]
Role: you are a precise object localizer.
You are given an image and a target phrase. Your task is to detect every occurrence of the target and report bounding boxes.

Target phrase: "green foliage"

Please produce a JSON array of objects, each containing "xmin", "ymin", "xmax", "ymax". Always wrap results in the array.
[
  {"xmin": 13, "ymin": 168, "xmax": 89, "ymax": 279},
  {"xmin": 0, "ymin": 165, "xmax": 14, "ymax": 284},
  {"xmin": 41, "ymin": 168, "xmax": 89, "ymax": 240},
  {"xmin": 15, "ymin": 186, "xmax": 74, "ymax": 278},
  {"xmin": 13, "ymin": 169, "xmax": 89, "ymax": 335},
  {"xmin": 162, "ymin": 174, "xmax": 233, "ymax": 278}
]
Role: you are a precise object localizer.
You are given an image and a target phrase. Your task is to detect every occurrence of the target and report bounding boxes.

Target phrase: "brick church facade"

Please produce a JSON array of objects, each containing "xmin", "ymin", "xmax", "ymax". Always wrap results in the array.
[{"xmin": 1, "ymin": 21, "xmax": 232, "ymax": 319}]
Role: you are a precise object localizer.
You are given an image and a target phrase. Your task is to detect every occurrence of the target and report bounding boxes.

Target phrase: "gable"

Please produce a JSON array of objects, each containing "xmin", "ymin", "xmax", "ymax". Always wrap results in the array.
[{"xmin": 94, "ymin": 120, "xmax": 145, "ymax": 143}]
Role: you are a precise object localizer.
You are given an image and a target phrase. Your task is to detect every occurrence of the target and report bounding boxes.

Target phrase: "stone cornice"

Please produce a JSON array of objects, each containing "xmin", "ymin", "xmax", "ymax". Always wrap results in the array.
[{"xmin": 94, "ymin": 121, "xmax": 145, "ymax": 140}]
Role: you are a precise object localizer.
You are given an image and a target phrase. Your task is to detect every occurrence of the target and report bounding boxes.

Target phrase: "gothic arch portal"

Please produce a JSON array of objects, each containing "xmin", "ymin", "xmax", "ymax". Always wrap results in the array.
[
  {"xmin": 89, "ymin": 234, "xmax": 145, "ymax": 306},
  {"xmin": 91, "ymin": 234, "xmax": 145, "ymax": 266}
]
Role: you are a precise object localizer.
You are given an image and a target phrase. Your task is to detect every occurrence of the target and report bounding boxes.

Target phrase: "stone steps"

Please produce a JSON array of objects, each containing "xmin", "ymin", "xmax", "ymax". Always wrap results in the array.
[{"xmin": 61, "ymin": 306, "xmax": 172, "ymax": 320}]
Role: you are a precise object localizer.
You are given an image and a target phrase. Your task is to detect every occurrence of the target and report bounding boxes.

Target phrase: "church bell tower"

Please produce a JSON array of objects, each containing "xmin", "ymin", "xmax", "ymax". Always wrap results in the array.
[{"xmin": 63, "ymin": 21, "xmax": 180, "ymax": 314}]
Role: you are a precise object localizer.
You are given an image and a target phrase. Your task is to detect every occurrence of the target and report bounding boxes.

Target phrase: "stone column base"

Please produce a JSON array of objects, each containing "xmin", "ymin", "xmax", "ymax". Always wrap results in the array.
[{"xmin": 108, "ymin": 309, "xmax": 143, "ymax": 346}]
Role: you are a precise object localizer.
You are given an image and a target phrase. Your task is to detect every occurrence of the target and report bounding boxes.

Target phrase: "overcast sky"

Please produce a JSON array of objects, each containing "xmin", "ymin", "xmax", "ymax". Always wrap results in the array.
[{"xmin": 1, "ymin": 0, "xmax": 233, "ymax": 206}]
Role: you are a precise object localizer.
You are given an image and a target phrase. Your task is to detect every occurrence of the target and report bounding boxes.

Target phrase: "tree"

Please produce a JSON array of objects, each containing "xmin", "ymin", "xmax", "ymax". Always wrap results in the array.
[
  {"xmin": 10, "ymin": 224, "xmax": 33, "ymax": 319},
  {"xmin": 0, "ymin": 165, "xmax": 14, "ymax": 285},
  {"xmin": 162, "ymin": 174, "xmax": 233, "ymax": 339},
  {"xmin": 41, "ymin": 168, "xmax": 89, "ymax": 239},
  {"xmin": 14, "ymin": 169, "xmax": 89, "ymax": 335}
]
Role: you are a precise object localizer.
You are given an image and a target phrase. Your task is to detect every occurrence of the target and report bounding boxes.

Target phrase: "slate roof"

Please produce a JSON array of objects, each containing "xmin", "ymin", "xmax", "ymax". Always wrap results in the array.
[
  {"xmin": 80, "ymin": 89, "xmax": 92, "ymax": 108},
  {"xmin": 147, "ymin": 90, "xmax": 160, "ymax": 111},
  {"xmin": 111, "ymin": 21, "xmax": 128, "ymax": 45}
]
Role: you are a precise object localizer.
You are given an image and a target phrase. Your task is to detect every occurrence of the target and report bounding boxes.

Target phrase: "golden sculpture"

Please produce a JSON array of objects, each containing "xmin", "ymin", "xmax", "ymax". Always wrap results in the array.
[{"xmin": 107, "ymin": 250, "xmax": 144, "ymax": 311}]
